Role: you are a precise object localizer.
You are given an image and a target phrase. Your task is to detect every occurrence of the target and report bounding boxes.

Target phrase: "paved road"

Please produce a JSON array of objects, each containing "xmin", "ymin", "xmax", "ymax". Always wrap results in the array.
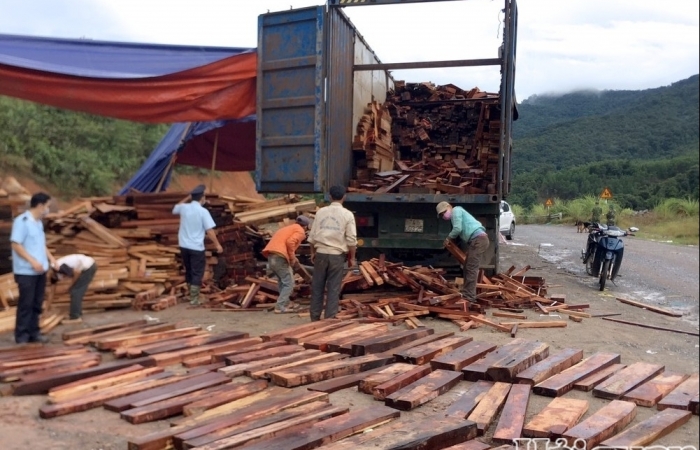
[{"xmin": 509, "ymin": 224, "xmax": 699, "ymax": 324}]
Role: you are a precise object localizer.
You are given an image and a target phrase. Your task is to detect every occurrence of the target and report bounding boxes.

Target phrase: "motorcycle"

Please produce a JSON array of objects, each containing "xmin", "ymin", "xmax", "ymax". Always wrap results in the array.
[{"xmin": 581, "ymin": 223, "xmax": 628, "ymax": 291}]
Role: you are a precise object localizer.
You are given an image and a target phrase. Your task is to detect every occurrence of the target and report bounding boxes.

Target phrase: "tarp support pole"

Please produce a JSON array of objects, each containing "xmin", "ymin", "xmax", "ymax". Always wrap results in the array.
[
  {"xmin": 156, "ymin": 153, "xmax": 177, "ymax": 193},
  {"xmin": 209, "ymin": 129, "xmax": 220, "ymax": 192}
]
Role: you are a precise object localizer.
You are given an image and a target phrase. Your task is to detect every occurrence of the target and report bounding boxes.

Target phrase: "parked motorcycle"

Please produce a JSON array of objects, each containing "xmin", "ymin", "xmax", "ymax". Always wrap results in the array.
[{"xmin": 581, "ymin": 223, "xmax": 628, "ymax": 291}]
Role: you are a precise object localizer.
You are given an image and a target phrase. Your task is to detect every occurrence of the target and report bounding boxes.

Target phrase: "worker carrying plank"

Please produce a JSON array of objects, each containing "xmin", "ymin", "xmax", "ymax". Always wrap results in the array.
[
  {"xmin": 262, "ymin": 215, "xmax": 311, "ymax": 314},
  {"xmin": 48, "ymin": 254, "xmax": 97, "ymax": 324},
  {"xmin": 172, "ymin": 185, "xmax": 223, "ymax": 305},
  {"xmin": 437, "ymin": 201, "xmax": 489, "ymax": 303}
]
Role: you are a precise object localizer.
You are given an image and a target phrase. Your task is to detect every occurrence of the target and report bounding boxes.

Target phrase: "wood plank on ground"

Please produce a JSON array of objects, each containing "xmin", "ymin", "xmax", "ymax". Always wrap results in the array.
[
  {"xmin": 350, "ymin": 328, "xmax": 435, "ymax": 356},
  {"xmin": 285, "ymin": 322, "xmax": 358, "ymax": 344},
  {"xmin": 305, "ymin": 365, "xmax": 389, "ymax": 394},
  {"xmin": 373, "ymin": 364, "xmax": 433, "ymax": 401},
  {"xmin": 466, "ymin": 382, "xmax": 512, "ymax": 435},
  {"xmin": 269, "ymin": 354, "xmax": 394, "ymax": 388},
  {"xmin": 358, "ymin": 363, "xmax": 417, "ymax": 395},
  {"xmin": 103, "ymin": 371, "xmax": 211, "ymax": 412},
  {"xmin": 622, "ymin": 372, "xmax": 690, "ymax": 407},
  {"xmin": 533, "ymin": 352, "xmax": 621, "ymax": 397},
  {"xmin": 218, "ymin": 349, "xmax": 322, "ymax": 378},
  {"xmin": 593, "ymin": 362, "xmax": 665, "ymax": 400},
  {"xmin": 600, "ymin": 409, "xmax": 693, "ymax": 449},
  {"xmin": 616, "ymin": 297, "xmax": 683, "ymax": 317},
  {"xmin": 224, "ymin": 344, "xmax": 305, "ymax": 366},
  {"xmin": 151, "ymin": 337, "xmax": 263, "ymax": 366},
  {"xmin": 394, "ymin": 336, "xmax": 473, "ymax": 365},
  {"xmin": 385, "ymin": 369, "xmax": 463, "ymax": 411},
  {"xmin": 324, "ymin": 324, "xmax": 393, "ymax": 353},
  {"xmin": 210, "ymin": 340, "xmax": 287, "ymax": 363},
  {"xmin": 523, "ymin": 397, "xmax": 589, "ymax": 438},
  {"xmin": 249, "ymin": 352, "xmax": 348, "ymax": 380},
  {"xmin": 562, "ymin": 400, "xmax": 637, "ymax": 449},
  {"xmin": 431, "ymin": 341, "xmax": 497, "ymax": 372},
  {"xmin": 514, "ymin": 348, "xmax": 583, "ymax": 386},
  {"xmin": 261, "ymin": 318, "xmax": 342, "ymax": 342},
  {"xmin": 573, "ymin": 364, "xmax": 627, "ymax": 392},
  {"xmin": 303, "ymin": 324, "xmax": 387, "ymax": 352},
  {"xmin": 462, "ymin": 339, "xmax": 529, "ymax": 382},
  {"xmin": 657, "ymin": 373, "xmax": 699, "ymax": 411},
  {"xmin": 491, "ymin": 384, "xmax": 531, "ymax": 445},
  {"xmin": 485, "ymin": 340, "xmax": 550, "ymax": 382},
  {"xmin": 181, "ymin": 380, "xmax": 269, "ymax": 417},
  {"xmin": 445, "ymin": 380, "xmax": 494, "ymax": 419}
]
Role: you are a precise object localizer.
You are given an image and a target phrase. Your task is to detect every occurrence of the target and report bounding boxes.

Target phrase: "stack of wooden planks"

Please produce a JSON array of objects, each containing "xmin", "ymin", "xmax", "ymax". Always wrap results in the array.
[{"xmin": 349, "ymin": 82, "xmax": 502, "ymax": 195}]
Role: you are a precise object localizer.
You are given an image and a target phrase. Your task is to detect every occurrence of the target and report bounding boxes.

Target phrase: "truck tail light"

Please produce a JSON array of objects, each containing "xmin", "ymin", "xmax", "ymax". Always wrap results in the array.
[{"xmin": 356, "ymin": 215, "xmax": 375, "ymax": 227}]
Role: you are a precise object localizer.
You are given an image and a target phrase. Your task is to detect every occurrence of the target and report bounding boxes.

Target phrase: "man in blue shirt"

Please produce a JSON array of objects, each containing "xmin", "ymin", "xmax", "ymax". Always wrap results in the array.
[
  {"xmin": 437, "ymin": 201, "xmax": 490, "ymax": 303},
  {"xmin": 11, "ymin": 192, "xmax": 57, "ymax": 344},
  {"xmin": 172, "ymin": 185, "xmax": 223, "ymax": 305}
]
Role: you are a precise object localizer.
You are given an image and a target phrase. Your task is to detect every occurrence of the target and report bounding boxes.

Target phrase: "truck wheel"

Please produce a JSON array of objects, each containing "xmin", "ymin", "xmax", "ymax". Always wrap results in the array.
[
  {"xmin": 506, "ymin": 223, "xmax": 515, "ymax": 240},
  {"xmin": 599, "ymin": 260, "xmax": 610, "ymax": 291}
]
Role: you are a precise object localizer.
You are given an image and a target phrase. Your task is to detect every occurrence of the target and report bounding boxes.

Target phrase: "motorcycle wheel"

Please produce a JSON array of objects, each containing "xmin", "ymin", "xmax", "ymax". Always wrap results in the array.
[
  {"xmin": 585, "ymin": 258, "xmax": 594, "ymax": 276},
  {"xmin": 599, "ymin": 260, "xmax": 610, "ymax": 291}
]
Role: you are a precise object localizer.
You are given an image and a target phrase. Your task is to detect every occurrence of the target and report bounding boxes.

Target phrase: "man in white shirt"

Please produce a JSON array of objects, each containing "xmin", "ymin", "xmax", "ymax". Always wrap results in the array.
[
  {"xmin": 50, "ymin": 254, "xmax": 97, "ymax": 324},
  {"xmin": 172, "ymin": 185, "xmax": 223, "ymax": 305},
  {"xmin": 307, "ymin": 186, "xmax": 357, "ymax": 321}
]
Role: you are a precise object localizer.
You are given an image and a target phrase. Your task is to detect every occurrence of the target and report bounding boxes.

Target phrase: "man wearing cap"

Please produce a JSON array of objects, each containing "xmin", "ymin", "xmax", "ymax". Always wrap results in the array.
[
  {"xmin": 308, "ymin": 186, "xmax": 357, "ymax": 321},
  {"xmin": 172, "ymin": 185, "xmax": 223, "ymax": 305},
  {"xmin": 48, "ymin": 253, "xmax": 97, "ymax": 324},
  {"xmin": 436, "ymin": 201, "xmax": 489, "ymax": 303},
  {"xmin": 262, "ymin": 215, "xmax": 311, "ymax": 313}
]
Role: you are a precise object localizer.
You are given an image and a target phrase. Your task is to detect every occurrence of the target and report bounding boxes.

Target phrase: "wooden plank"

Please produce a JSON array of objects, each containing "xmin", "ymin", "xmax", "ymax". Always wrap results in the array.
[
  {"xmin": 182, "ymin": 380, "xmax": 269, "ymax": 416},
  {"xmin": 48, "ymin": 366, "xmax": 161, "ymax": 403},
  {"xmin": 445, "ymin": 380, "xmax": 494, "ymax": 419},
  {"xmin": 593, "ymin": 362, "xmax": 665, "ymax": 400},
  {"xmin": 466, "ymin": 382, "xmax": 511, "ymax": 435},
  {"xmin": 622, "ymin": 372, "xmax": 690, "ymax": 407},
  {"xmin": 260, "ymin": 319, "xmax": 342, "ymax": 342},
  {"xmin": 358, "ymin": 363, "xmax": 418, "ymax": 395},
  {"xmin": 600, "ymin": 409, "xmax": 693, "ymax": 449},
  {"xmin": 303, "ymin": 324, "xmax": 386, "ymax": 352},
  {"xmin": 152, "ymin": 337, "xmax": 263, "ymax": 366},
  {"xmin": 562, "ymin": 400, "xmax": 637, "ymax": 449},
  {"xmin": 492, "ymin": 311, "xmax": 527, "ymax": 320},
  {"xmin": 492, "ymin": 384, "xmax": 531, "ymax": 445},
  {"xmin": 431, "ymin": 341, "xmax": 497, "ymax": 372},
  {"xmin": 234, "ymin": 405, "xmax": 401, "ymax": 450},
  {"xmin": 657, "ymin": 373, "xmax": 699, "ymax": 411},
  {"xmin": 385, "ymin": 369, "xmax": 462, "ymax": 411},
  {"xmin": 533, "ymin": 352, "xmax": 621, "ymax": 397},
  {"xmin": 305, "ymin": 365, "xmax": 389, "ymax": 394},
  {"xmin": 574, "ymin": 363, "xmax": 627, "ymax": 392},
  {"xmin": 691, "ymin": 394, "xmax": 699, "ymax": 415},
  {"xmin": 250, "ymin": 353, "xmax": 348, "ymax": 380},
  {"xmin": 616, "ymin": 297, "xmax": 683, "ymax": 317},
  {"xmin": 286, "ymin": 322, "xmax": 358, "ymax": 344},
  {"xmin": 218, "ymin": 350, "xmax": 322, "ymax": 378},
  {"xmin": 373, "ymin": 364, "xmax": 433, "ymax": 401},
  {"xmin": 61, "ymin": 319, "xmax": 148, "ymax": 340},
  {"xmin": 523, "ymin": 397, "xmax": 589, "ymax": 438},
  {"xmin": 269, "ymin": 354, "xmax": 394, "ymax": 388},
  {"xmin": 326, "ymin": 324, "xmax": 394, "ymax": 353},
  {"xmin": 224, "ymin": 344, "xmax": 305, "ymax": 366},
  {"xmin": 485, "ymin": 340, "xmax": 550, "ymax": 382},
  {"xmin": 350, "ymin": 328, "xmax": 435, "ymax": 356},
  {"xmin": 602, "ymin": 317, "xmax": 699, "ymax": 337},
  {"xmin": 385, "ymin": 331, "xmax": 456, "ymax": 356},
  {"xmin": 462, "ymin": 339, "xmax": 528, "ymax": 382},
  {"xmin": 394, "ymin": 336, "xmax": 473, "ymax": 365},
  {"xmin": 125, "ymin": 372, "xmax": 230, "ymax": 408},
  {"xmin": 94, "ymin": 327, "xmax": 202, "ymax": 350},
  {"xmin": 103, "ymin": 372, "xmax": 211, "ymax": 412},
  {"xmin": 211, "ymin": 340, "xmax": 287, "ymax": 363},
  {"xmin": 514, "ymin": 348, "xmax": 584, "ymax": 386}
]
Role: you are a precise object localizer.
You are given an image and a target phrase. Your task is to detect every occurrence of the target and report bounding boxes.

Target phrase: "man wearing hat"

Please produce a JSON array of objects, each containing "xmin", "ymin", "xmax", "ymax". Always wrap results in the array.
[
  {"xmin": 172, "ymin": 185, "xmax": 223, "ymax": 305},
  {"xmin": 436, "ymin": 201, "xmax": 489, "ymax": 303},
  {"xmin": 262, "ymin": 215, "xmax": 311, "ymax": 313}
]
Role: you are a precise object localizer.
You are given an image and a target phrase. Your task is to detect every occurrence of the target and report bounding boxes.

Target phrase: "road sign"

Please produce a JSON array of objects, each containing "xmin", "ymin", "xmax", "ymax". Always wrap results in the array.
[
  {"xmin": 600, "ymin": 187, "xmax": 613, "ymax": 199},
  {"xmin": 545, "ymin": 198, "xmax": 554, "ymax": 207}
]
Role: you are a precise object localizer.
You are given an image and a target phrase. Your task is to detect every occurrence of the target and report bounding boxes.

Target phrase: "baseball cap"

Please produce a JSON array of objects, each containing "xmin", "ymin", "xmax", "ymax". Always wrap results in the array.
[
  {"xmin": 436, "ymin": 201, "xmax": 451, "ymax": 217},
  {"xmin": 296, "ymin": 215, "xmax": 311, "ymax": 227}
]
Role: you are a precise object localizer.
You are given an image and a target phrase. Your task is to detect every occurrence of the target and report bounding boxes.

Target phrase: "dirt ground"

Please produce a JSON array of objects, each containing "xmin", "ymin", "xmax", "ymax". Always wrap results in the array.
[{"xmin": 0, "ymin": 233, "xmax": 698, "ymax": 450}]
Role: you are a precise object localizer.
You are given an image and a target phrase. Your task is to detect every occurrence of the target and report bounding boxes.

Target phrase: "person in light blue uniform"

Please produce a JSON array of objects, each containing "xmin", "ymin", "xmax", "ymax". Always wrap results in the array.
[
  {"xmin": 172, "ymin": 185, "xmax": 223, "ymax": 305},
  {"xmin": 11, "ymin": 192, "xmax": 57, "ymax": 344},
  {"xmin": 436, "ymin": 201, "xmax": 490, "ymax": 303}
]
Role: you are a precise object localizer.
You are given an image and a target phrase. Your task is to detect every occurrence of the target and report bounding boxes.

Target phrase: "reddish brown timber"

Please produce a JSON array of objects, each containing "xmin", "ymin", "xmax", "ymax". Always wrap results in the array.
[
  {"xmin": 211, "ymin": 340, "xmax": 286, "ymax": 363},
  {"xmin": 320, "ymin": 416, "xmax": 478, "ymax": 450},
  {"xmin": 600, "ymin": 409, "xmax": 693, "ymax": 448},
  {"xmin": 394, "ymin": 336, "xmax": 473, "ymax": 365},
  {"xmin": 445, "ymin": 380, "xmax": 494, "ymax": 419},
  {"xmin": 228, "ymin": 405, "xmax": 400, "ymax": 450},
  {"xmin": 303, "ymin": 324, "xmax": 387, "ymax": 352},
  {"xmin": 12, "ymin": 356, "xmax": 157, "ymax": 395},
  {"xmin": 593, "ymin": 362, "xmax": 665, "ymax": 400},
  {"xmin": 562, "ymin": 400, "xmax": 637, "ymax": 449},
  {"xmin": 442, "ymin": 441, "xmax": 492, "ymax": 450},
  {"xmin": 657, "ymin": 373, "xmax": 699, "ymax": 411},
  {"xmin": 514, "ymin": 348, "xmax": 584, "ymax": 386},
  {"xmin": 385, "ymin": 331, "xmax": 455, "ymax": 356},
  {"xmin": 462, "ymin": 339, "xmax": 528, "ymax": 382},
  {"xmin": 218, "ymin": 349, "xmax": 322, "ymax": 378},
  {"xmin": 62, "ymin": 322, "xmax": 164, "ymax": 346},
  {"xmin": 178, "ymin": 402, "xmax": 334, "ymax": 450},
  {"xmin": 182, "ymin": 380, "xmax": 268, "ymax": 416},
  {"xmin": 350, "ymin": 327, "xmax": 435, "ymax": 356},
  {"xmin": 523, "ymin": 397, "xmax": 589, "ymax": 438},
  {"xmin": 533, "ymin": 352, "xmax": 621, "ymax": 397},
  {"xmin": 373, "ymin": 364, "xmax": 433, "ymax": 401},
  {"xmin": 691, "ymin": 394, "xmax": 699, "ymax": 415},
  {"xmin": 467, "ymin": 382, "xmax": 512, "ymax": 435},
  {"xmin": 305, "ymin": 365, "xmax": 390, "ymax": 394},
  {"xmin": 358, "ymin": 363, "xmax": 418, "ymax": 395},
  {"xmin": 249, "ymin": 352, "xmax": 348, "ymax": 380},
  {"xmin": 325, "ymin": 324, "xmax": 395, "ymax": 353},
  {"xmin": 485, "ymin": 340, "xmax": 550, "ymax": 382},
  {"xmin": 152, "ymin": 337, "xmax": 263, "ymax": 366},
  {"xmin": 286, "ymin": 322, "xmax": 358, "ymax": 344},
  {"xmin": 224, "ymin": 344, "xmax": 305, "ymax": 366},
  {"xmin": 602, "ymin": 317, "xmax": 699, "ymax": 337},
  {"xmin": 126, "ymin": 372, "xmax": 229, "ymax": 409},
  {"xmin": 385, "ymin": 369, "xmax": 462, "ymax": 411},
  {"xmin": 573, "ymin": 364, "xmax": 627, "ymax": 392},
  {"xmin": 622, "ymin": 372, "xmax": 690, "ymax": 407},
  {"xmin": 0, "ymin": 354, "xmax": 101, "ymax": 382},
  {"xmin": 48, "ymin": 365, "xmax": 158, "ymax": 403},
  {"xmin": 431, "ymin": 341, "xmax": 498, "ymax": 372},
  {"xmin": 140, "ymin": 331, "xmax": 249, "ymax": 355},
  {"xmin": 269, "ymin": 354, "xmax": 394, "ymax": 388},
  {"xmin": 94, "ymin": 327, "xmax": 202, "ymax": 350},
  {"xmin": 616, "ymin": 297, "xmax": 683, "ymax": 317},
  {"xmin": 492, "ymin": 384, "xmax": 531, "ymax": 445},
  {"xmin": 61, "ymin": 319, "xmax": 148, "ymax": 340}
]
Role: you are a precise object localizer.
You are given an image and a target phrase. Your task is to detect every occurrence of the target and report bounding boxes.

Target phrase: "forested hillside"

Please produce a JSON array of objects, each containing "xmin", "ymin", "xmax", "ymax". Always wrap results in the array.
[{"xmin": 510, "ymin": 75, "xmax": 699, "ymax": 208}]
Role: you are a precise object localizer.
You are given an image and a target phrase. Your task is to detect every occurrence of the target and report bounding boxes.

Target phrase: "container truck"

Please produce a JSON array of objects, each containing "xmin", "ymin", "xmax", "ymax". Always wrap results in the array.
[{"xmin": 255, "ymin": 0, "xmax": 518, "ymax": 274}]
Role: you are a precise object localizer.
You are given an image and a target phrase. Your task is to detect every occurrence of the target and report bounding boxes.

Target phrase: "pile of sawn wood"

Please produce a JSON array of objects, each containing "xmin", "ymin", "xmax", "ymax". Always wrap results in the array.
[
  {"xmin": 350, "ymin": 82, "xmax": 502, "ymax": 195},
  {"xmin": 0, "ymin": 318, "xmax": 697, "ymax": 450}
]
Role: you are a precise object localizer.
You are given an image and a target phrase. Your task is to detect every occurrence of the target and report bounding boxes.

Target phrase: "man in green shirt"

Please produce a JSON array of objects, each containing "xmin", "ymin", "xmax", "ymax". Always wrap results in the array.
[{"xmin": 437, "ymin": 201, "xmax": 490, "ymax": 303}]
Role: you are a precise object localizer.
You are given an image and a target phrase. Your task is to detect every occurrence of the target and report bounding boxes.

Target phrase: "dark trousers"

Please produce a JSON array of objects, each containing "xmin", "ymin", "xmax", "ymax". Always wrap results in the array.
[
  {"xmin": 180, "ymin": 247, "xmax": 206, "ymax": 287},
  {"xmin": 460, "ymin": 234, "xmax": 490, "ymax": 301},
  {"xmin": 310, "ymin": 253, "xmax": 346, "ymax": 321},
  {"xmin": 14, "ymin": 273, "xmax": 47, "ymax": 343},
  {"xmin": 69, "ymin": 264, "xmax": 97, "ymax": 319}
]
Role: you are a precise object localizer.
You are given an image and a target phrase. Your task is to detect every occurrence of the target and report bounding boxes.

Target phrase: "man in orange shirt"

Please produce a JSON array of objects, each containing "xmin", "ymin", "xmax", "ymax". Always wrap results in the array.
[{"xmin": 262, "ymin": 215, "xmax": 311, "ymax": 313}]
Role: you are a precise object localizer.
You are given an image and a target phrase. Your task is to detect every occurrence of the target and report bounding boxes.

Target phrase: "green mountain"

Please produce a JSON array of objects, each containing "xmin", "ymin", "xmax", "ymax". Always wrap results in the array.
[{"xmin": 509, "ymin": 75, "xmax": 699, "ymax": 208}]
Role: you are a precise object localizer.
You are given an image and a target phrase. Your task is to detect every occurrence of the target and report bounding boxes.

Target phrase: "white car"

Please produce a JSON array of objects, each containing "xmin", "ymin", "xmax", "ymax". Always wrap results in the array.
[{"xmin": 499, "ymin": 200, "xmax": 516, "ymax": 240}]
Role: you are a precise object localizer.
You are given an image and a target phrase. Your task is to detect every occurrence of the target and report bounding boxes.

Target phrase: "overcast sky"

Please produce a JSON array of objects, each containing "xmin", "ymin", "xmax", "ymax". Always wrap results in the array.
[{"xmin": 1, "ymin": 0, "xmax": 698, "ymax": 99}]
